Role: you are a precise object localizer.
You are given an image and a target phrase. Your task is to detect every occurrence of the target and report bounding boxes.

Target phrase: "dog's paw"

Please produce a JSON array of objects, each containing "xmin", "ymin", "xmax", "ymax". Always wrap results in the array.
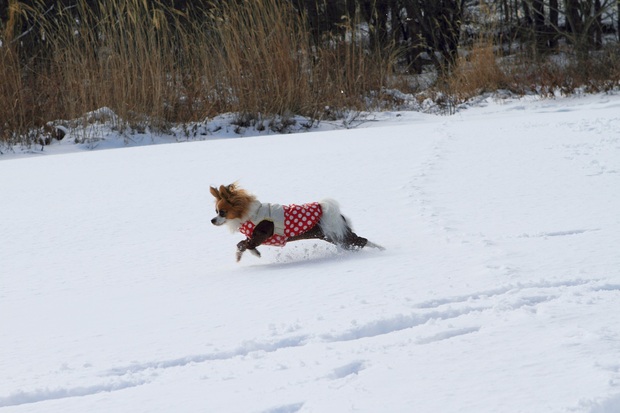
[{"xmin": 236, "ymin": 245, "xmax": 261, "ymax": 262}]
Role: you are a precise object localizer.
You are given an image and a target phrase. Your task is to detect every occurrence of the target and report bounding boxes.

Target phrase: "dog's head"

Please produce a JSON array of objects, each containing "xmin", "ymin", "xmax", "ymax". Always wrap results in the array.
[{"xmin": 209, "ymin": 183, "xmax": 255, "ymax": 226}]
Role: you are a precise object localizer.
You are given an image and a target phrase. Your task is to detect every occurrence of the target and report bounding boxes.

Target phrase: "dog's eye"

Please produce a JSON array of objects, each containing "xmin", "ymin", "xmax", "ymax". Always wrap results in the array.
[{"xmin": 218, "ymin": 210, "xmax": 227, "ymax": 217}]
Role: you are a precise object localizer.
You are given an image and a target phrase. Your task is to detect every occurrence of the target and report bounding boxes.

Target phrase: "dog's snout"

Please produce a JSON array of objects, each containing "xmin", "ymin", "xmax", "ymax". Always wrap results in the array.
[{"xmin": 211, "ymin": 217, "xmax": 217, "ymax": 225}]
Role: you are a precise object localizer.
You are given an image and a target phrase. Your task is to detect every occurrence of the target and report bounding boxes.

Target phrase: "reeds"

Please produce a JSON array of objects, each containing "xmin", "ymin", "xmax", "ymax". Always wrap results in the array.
[
  {"xmin": 445, "ymin": 36, "xmax": 508, "ymax": 103},
  {"xmin": 0, "ymin": 0, "xmax": 397, "ymax": 145}
]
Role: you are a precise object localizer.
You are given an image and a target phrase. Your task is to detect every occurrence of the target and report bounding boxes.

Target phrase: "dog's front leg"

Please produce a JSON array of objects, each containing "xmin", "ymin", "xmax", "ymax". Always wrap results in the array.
[
  {"xmin": 235, "ymin": 220, "xmax": 274, "ymax": 262},
  {"xmin": 236, "ymin": 239, "xmax": 261, "ymax": 262}
]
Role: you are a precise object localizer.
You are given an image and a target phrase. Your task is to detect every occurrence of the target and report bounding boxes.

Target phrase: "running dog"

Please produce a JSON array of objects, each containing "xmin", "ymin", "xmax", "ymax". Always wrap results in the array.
[{"xmin": 210, "ymin": 183, "xmax": 384, "ymax": 261}]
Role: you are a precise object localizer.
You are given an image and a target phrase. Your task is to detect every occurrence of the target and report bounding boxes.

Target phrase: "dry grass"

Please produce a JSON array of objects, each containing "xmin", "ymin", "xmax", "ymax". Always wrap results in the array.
[
  {"xmin": 2, "ymin": 0, "xmax": 619, "ymax": 147},
  {"xmin": 499, "ymin": 43, "xmax": 620, "ymax": 97},
  {"xmin": 209, "ymin": 0, "xmax": 319, "ymax": 122},
  {"xmin": 442, "ymin": 32, "xmax": 508, "ymax": 104},
  {"xmin": 435, "ymin": 37, "xmax": 620, "ymax": 111},
  {"xmin": 445, "ymin": 37, "xmax": 508, "ymax": 103},
  {"xmin": 0, "ymin": 46, "xmax": 25, "ymax": 146},
  {"xmin": 0, "ymin": 0, "xmax": 397, "ymax": 145}
]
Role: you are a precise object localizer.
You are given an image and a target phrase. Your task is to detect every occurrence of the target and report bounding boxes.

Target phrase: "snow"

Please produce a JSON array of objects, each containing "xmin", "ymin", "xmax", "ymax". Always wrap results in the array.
[{"xmin": 1, "ymin": 93, "xmax": 620, "ymax": 412}]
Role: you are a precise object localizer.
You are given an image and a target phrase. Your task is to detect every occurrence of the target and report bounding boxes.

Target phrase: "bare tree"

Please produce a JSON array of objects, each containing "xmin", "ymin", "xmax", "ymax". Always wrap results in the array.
[{"xmin": 403, "ymin": 0, "xmax": 466, "ymax": 71}]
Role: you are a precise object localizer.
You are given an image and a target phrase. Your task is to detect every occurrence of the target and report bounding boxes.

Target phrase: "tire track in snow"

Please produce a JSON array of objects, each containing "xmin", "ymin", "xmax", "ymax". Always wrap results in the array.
[
  {"xmin": 0, "ymin": 338, "xmax": 313, "ymax": 408},
  {"xmin": 323, "ymin": 278, "xmax": 599, "ymax": 343},
  {"xmin": 100, "ymin": 304, "xmax": 491, "ymax": 379},
  {"xmin": 329, "ymin": 360, "xmax": 366, "ymax": 380},
  {"xmin": 102, "ymin": 303, "xmax": 492, "ymax": 380},
  {"xmin": 104, "ymin": 335, "xmax": 310, "ymax": 376},
  {"xmin": 413, "ymin": 278, "xmax": 591, "ymax": 309},
  {"xmin": 41, "ymin": 277, "xmax": 610, "ymax": 408},
  {"xmin": 321, "ymin": 306, "xmax": 488, "ymax": 342},
  {"xmin": 259, "ymin": 402, "xmax": 305, "ymax": 413},
  {"xmin": 100, "ymin": 279, "xmax": 603, "ymax": 379},
  {"xmin": 415, "ymin": 326, "xmax": 481, "ymax": 344},
  {"xmin": 0, "ymin": 379, "xmax": 145, "ymax": 408}
]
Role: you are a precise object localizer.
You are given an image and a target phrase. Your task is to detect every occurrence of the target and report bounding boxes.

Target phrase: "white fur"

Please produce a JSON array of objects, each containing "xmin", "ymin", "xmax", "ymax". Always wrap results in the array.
[
  {"xmin": 211, "ymin": 215, "xmax": 228, "ymax": 226},
  {"xmin": 223, "ymin": 200, "xmax": 261, "ymax": 233},
  {"xmin": 318, "ymin": 198, "xmax": 350, "ymax": 243}
]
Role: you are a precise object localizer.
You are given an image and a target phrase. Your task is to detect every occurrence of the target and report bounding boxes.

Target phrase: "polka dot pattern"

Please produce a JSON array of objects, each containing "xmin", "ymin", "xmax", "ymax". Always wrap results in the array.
[
  {"xmin": 239, "ymin": 202, "xmax": 323, "ymax": 247},
  {"xmin": 239, "ymin": 221, "xmax": 255, "ymax": 238}
]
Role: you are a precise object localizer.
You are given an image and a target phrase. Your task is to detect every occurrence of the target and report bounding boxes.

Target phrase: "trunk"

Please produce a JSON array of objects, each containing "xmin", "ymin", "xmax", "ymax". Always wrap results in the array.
[
  {"xmin": 498, "ymin": 0, "xmax": 512, "ymax": 46},
  {"xmin": 594, "ymin": 0, "xmax": 602, "ymax": 48},
  {"xmin": 565, "ymin": 0, "xmax": 582, "ymax": 36},
  {"xmin": 549, "ymin": 0, "xmax": 559, "ymax": 48},
  {"xmin": 403, "ymin": 0, "xmax": 464, "ymax": 71},
  {"xmin": 371, "ymin": 0, "xmax": 391, "ymax": 50},
  {"xmin": 501, "ymin": 0, "xmax": 511, "ymax": 25},
  {"xmin": 522, "ymin": 0, "xmax": 532, "ymax": 26},
  {"xmin": 532, "ymin": 0, "xmax": 546, "ymax": 53}
]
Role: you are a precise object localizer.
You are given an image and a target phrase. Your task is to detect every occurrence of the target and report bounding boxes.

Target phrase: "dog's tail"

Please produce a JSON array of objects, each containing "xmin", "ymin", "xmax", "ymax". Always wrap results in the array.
[{"xmin": 318, "ymin": 198, "xmax": 350, "ymax": 243}]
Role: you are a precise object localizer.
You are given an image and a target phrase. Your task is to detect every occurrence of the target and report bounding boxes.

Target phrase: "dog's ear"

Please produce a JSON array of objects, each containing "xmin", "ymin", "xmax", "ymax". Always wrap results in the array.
[
  {"xmin": 219, "ymin": 184, "xmax": 231, "ymax": 202},
  {"xmin": 209, "ymin": 186, "xmax": 221, "ymax": 200}
]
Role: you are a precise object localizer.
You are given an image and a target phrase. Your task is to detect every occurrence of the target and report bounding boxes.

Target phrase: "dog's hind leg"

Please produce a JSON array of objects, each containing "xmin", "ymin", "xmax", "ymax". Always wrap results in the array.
[
  {"xmin": 316, "ymin": 200, "xmax": 385, "ymax": 251},
  {"xmin": 339, "ymin": 230, "xmax": 368, "ymax": 250},
  {"xmin": 341, "ymin": 234, "xmax": 385, "ymax": 251},
  {"xmin": 339, "ymin": 229, "xmax": 385, "ymax": 251},
  {"xmin": 364, "ymin": 240, "xmax": 386, "ymax": 250},
  {"xmin": 289, "ymin": 223, "xmax": 385, "ymax": 251}
]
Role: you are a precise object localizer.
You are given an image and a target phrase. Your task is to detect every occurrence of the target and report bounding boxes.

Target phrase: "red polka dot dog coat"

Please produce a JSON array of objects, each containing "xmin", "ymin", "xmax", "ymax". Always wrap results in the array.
[{"xmin": 239, "ymin": 202, "xmax": 323, "ymax": 246}]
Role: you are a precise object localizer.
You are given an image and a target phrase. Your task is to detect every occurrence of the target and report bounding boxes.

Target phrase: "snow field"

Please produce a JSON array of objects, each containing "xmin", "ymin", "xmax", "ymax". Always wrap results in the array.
[{"xmin": 1, "ymin": 93, "xmax": 620, "ymax": 412}]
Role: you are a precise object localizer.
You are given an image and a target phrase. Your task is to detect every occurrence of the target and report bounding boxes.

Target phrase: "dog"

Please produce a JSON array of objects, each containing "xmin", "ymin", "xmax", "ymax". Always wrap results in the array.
[{"xmin": 210, "ymin": 183, "xmax": 384, "ymax": 261}]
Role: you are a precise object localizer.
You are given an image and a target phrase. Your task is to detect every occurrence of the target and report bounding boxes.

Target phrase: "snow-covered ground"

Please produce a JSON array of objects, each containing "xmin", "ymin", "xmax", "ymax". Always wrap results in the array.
[{"xmin": 2, "ymin": 93, "xmax": 620, "ymax": 412}]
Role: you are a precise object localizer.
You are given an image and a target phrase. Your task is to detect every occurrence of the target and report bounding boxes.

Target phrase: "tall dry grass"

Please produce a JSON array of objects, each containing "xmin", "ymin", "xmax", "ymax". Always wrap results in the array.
[
  {"xmin": 211, "ymin": 0, "xmax": 312, "ymax": 117},
  {"xmin": 211, "ymin": 1, "xmax": 394, "ymax": 120},
  {"xmin": 0, "ymin": 0, "xmax": 397, "ymax": 145},
  {"xmin": 42, "ymin": 0, "xmax": 183, "ymax": 129},
  {"xmin": 438, "ymin": 2, "xmax": 508, "ymax": 107},
  {"xmin": 443, "ymin": 36, "xmax": 508, "ymax": 103},
  {"xmin": 1, "ymin": 1, "xmax": 34, "ymax": 146}
]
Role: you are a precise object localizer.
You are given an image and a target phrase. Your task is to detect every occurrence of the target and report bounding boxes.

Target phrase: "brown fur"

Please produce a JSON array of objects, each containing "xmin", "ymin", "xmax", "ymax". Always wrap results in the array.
[{"xmin": 209, "ymin": 183, "xmax": 256, "ymax": 221}]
